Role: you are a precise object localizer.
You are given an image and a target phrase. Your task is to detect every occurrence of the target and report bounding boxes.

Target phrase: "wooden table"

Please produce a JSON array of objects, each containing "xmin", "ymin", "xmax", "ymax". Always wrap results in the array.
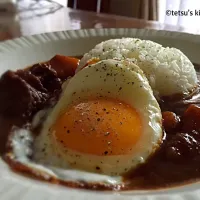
[{"xmin": 0, "ymin": 4, "xmax": 199, "ymax": 42}]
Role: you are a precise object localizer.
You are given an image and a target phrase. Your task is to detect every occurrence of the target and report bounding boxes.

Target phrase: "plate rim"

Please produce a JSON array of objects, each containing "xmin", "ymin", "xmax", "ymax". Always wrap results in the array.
[{"xmin": 0, "ymin": 28, "xmax": 200, "ymax": 54}]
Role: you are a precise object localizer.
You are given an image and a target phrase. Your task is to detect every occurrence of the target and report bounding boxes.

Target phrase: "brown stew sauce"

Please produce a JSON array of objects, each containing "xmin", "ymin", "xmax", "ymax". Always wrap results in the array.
[{"xmin": 1, "ymin": 56, "xmax": 200, "ymax": 191}]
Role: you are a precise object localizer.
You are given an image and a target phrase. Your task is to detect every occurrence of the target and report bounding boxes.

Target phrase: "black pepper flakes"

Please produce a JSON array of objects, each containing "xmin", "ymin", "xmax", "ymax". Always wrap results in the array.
[
  {"xmin": 97, "ymin": 118, "xmax": 100, "ymax": 121},
  {"xmin": 96, "ymin": 166, "xmax": 100, "ymax": 170},
  {"xmin": 67, "ymin": 130, "xmax": 70, "ymax": 133},
  {"xmin": 104, "ymin": 151, "xmax": 108, "ymax": 155}
]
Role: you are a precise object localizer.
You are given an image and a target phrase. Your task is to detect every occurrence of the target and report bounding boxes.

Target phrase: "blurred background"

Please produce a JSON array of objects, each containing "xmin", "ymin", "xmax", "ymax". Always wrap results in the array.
[{"xmin": 0, "ymin": 0, "xmax": 200, "ymax": 41}]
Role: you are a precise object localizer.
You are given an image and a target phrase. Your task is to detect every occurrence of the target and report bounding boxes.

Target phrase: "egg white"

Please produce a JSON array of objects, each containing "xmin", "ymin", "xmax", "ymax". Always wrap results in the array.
[
  {"xmin": 33, "ymin": 59, "xmax": 163, "ymax": 176},
  {"xmin": 6, "ymin": 126, "xmax": 122, "ymax": 185}
]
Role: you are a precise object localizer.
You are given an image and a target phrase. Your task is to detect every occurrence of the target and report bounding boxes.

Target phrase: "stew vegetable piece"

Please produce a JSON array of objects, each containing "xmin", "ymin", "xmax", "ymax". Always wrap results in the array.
[{"xmin": 50, "ymin": 55, "xmax": 79, "ymax": 79}]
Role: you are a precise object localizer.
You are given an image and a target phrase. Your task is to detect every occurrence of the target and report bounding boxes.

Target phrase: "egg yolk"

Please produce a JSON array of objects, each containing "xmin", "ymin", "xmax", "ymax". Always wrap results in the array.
[
  {"xmin": 52, "ymin": 98, "xmax": 142, "ymax": 156},
  {"xmin": 80, "ymin": 58, "xmax": 99, "ymax": 70}
]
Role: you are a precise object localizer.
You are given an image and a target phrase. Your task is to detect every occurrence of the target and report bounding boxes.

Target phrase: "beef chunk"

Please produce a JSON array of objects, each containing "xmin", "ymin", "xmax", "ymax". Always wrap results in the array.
[
  {"xmin": 0, "ymin": 63, "xmax": 62, "ymax": 119},
  {"xmin": 0, "ymin": 70, "xmax": 48, "ymax": 118},
  {"xmin": 30, "ymin": 63, "xmax": 61, "ymax": 93},
  {"xmin": 165, "ymin": 131, "xmax": 200, "ymax": 162},
  {"xmin": 16, "ymin": 70, "xmax": 47, "ymax": 93}
]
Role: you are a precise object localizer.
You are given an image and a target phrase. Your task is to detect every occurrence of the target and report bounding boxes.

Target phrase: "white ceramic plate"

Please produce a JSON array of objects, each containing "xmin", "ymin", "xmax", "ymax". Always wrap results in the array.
[{"xmin": 1, "ymin": 28, "xmax": 200, "ymax": 200}]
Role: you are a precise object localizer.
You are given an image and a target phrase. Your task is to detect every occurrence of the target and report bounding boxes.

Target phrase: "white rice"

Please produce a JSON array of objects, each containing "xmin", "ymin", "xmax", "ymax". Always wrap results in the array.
[{"xmin": 77, "ymin": 38, "xmax": 198, "ymax": 98}]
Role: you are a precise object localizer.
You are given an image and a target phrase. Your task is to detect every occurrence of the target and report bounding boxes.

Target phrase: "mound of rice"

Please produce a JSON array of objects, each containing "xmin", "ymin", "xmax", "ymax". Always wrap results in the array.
[{"xmin": 77, "ymin": 38, "xmax": 198, "ymax": 98}]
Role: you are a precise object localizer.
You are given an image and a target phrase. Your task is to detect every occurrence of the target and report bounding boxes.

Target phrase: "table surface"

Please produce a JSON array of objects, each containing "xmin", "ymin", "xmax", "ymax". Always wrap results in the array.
[{"xmin": 0, "ymin": 3, "xmax": 199, "ymax": 42}]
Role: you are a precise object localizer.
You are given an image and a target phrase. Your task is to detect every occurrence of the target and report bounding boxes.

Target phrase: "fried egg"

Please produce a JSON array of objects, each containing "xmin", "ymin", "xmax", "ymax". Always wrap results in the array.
[
  {"xmin": 33, "ymin": 59, "xmax": 162, "ymax": 177},
  {"xmin": 77, "ymin": 38, "xmax": 198, "ymax": 98}
]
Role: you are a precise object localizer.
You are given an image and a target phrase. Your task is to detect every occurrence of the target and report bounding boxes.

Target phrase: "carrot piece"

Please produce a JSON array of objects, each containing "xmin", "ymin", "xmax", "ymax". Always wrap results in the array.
[
  {"xmin": 50, "ymin": 55, "xmax": 79, "ymax": 79},
  {"xmin": 182, "ymin": 104, "xmax": 200, "ymax": 132}
]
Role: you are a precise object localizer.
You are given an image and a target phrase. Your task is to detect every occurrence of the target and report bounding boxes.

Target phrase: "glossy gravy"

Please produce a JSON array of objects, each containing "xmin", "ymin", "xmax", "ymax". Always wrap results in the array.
[{"xmin": 1, "ymin": 61, "xmax": 200, "ymax": 191}]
